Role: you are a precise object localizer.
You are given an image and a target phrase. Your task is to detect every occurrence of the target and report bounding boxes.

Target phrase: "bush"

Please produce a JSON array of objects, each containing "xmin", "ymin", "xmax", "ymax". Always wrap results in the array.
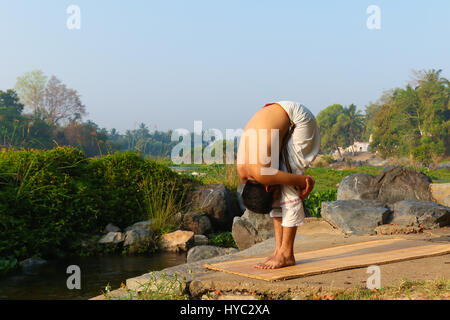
[
  {"xmin": 208, "ymin": 232, "xmax": 237, "ymax": 248},
  {"xmin": 304, "ymin": 189, "xmax": 337, "ymax": 218},
  {"xmin": 0, "ymin": 147, "xmax": 193, "ymax": 272}
]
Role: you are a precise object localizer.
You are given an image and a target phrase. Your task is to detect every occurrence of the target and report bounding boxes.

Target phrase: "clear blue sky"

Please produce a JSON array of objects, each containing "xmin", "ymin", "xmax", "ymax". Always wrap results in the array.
[{"xmin": 0, "ymin": 0, "xmax": 449, "ymax": 133}]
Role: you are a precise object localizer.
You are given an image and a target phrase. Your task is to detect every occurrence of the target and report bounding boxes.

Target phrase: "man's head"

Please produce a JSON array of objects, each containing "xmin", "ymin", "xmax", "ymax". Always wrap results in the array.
[{"xmin": 241, "ymin": 180, "xmax": 273, "ymax": 214}]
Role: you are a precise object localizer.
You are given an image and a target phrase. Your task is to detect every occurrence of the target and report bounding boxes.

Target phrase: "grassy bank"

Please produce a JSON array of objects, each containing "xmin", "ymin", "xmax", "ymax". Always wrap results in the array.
[{"xmin": 0, "ymin": 147, "xmax": 195, "ymax": 274}]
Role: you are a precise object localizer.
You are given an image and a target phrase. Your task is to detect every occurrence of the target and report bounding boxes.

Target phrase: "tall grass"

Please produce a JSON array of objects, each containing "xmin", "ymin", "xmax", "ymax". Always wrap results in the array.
[
  {"xmin": 138, "ymin": 174, "xmax": 186, "ymax": 234},
  {"xmin": 200, "ymin": 164, "xmax": 240, "ymax": 192}
]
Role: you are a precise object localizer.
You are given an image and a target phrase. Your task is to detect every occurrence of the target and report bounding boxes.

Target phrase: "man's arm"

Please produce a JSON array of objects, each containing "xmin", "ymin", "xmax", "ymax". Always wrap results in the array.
[
  {"xmin": 254, "ymin": 169, "xmax": 307, "ymax": 189},
  {"xmin": 256, "ymin": 169, "xmax": 315, "ymax": 200}
]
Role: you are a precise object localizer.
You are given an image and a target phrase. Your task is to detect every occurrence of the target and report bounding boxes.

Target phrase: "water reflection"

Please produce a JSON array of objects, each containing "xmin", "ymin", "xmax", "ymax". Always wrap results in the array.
[{"xmin": 0, "ymin": 252, "xmax": 187, "ymax": 300}]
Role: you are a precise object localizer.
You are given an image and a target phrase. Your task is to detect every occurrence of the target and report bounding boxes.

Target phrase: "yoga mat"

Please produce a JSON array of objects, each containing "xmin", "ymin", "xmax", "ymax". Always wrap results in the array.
[{"xmin": 204, "ymin": 238, "xmax": 450, "ymax": 282}]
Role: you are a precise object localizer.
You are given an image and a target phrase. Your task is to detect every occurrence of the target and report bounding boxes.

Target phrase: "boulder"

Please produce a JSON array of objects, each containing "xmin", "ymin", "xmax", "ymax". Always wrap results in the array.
[
  {"xmin": 186, "ymin": 245, "xmax": 238, "ymax": 263},
  {"xmin": 236, "ymin": 182, "xmax": 246, "ymax": 213},
  {"xmin": 123, "ymin": 228, "xmax": 154, "ymax": 246},
  {"xmin": 231, "ymin": 209, "xmax": 274, "ymax": 250},
  {"xmin": 372, "ymin": 166, "xmax": 432, "ymax": 205},
  {"xmin": 187, "ymin": 183, "xmax": 239, "ymax": 231},
  {"xmin": 182, "ymin": 212, "xmax": 213, "ymax": 235},
  {"xmin": 125, "ymin": 220, "xmax": 153, "ymax": 232},
  {"xmin": 159, "ymin": 230, "xmax": 194, "ymax": 252},
  {"xmin": 194, "ymin": 234, "xmax": 209, "ymax": 246},
  {"xmin": 337, "ymin": 173, "xmax": 378, "ymax": 201},
  {"xmin": 321, "ymin": 200, "xmax": 391, "ymax": 235},
  {"xmin": 430, "ymin": 183, "xmax": 450, "ymax": 207},
  {"xmin": 98, "ymin": 232, "xmax": 125, "ymax": 244},
  {"xmin": 105, "ymin": 223, "xmax": 120, "ymax": 233},
  {"xmin": 389, "ymin": 200, "xmax": 450, "ymax": 229}
]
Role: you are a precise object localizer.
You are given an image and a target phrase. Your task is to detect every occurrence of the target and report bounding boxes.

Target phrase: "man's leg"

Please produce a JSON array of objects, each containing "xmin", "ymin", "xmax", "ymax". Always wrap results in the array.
[
  {"xmin": 258, "ymin": 226, "xmax": 297, "ymax": 269},
  {"xmin": 254, "ymin": 217, "xmax": 283, "ymax": 268}
]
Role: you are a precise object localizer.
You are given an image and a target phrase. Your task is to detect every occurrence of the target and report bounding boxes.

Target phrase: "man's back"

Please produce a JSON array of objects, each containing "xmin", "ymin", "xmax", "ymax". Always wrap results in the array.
[{"xmin": 237, "ymin": 103, "xmax": 290, "ymax": 183}]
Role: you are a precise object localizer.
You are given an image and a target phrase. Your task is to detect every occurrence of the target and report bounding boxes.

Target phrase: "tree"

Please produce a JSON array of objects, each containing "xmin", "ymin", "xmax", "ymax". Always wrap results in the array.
[
  {"xmin": 316, "ymin": 103, "xmax": 364, "ymax": 153},
  {"xmin": 370, "ymin": 69, "xmax": 449, "ymax": 162},
  {"xmin": 0, "ymin": 89, "xmax": 24, "ymax": 116},
  {"xmin": 43, "ymin": 76, "xmax": 86, "ymax": 125},
  {"xmin": 14, "ymin": 70, "xmax": 47, "ymax": 114}
]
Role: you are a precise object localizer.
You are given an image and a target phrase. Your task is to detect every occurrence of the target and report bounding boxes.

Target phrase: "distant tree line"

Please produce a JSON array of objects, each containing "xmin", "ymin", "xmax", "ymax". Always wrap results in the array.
[
  {"xmin": 317, "ymin": 69, "xmax": 449, "ymax": 165},
  {"xmin": 0, "ymin": 70, "xmax": 178, "ymax": 158}
]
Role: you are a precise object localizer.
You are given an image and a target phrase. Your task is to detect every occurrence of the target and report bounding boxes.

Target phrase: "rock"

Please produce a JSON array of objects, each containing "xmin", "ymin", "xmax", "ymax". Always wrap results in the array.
[
  {"xmin": 430, "ymin": 183, "xmax": 450, "ymax": 207},
  {"xmin": 123, "ymin": 228, "xmax": 154, "ymax": 246},
  {"xmin": 125, "ymin": 220, "xmax": 153, "ymax": 232},
  {"xmin": 194, "ymin": 234, "xmax": 209, "ymax": 246},
  {"xmin": 182, "ymin": 212, "xmax": 213, "ymax": 235},
  {"xmin": 98, "ymin": 232, "xmax": 125, "ymax": 244},
  {"xmin": 187, "ymin": 183, "xmax": 239, "ymax": 231},
  {"xmin": 186, "ymin": 245, "xmax": 238, "ymax": 263},
  {"xmin": 19, "ymin": 258, "xmax": 47, "ymax": 272},
  {"xmin": 321, "ymin": 200, "xmax": 391, "ymax": 235},
  {"xmin": 236, "ymin": 182, "xmax": 246, "ymax": 213},
  {"xmin": 389, "ymin": 200, "xmax": 450, "ymax": 229},
  {"xmin": 159, "ymin": 230, "xmax": 194, "ymax": 252},
  {"xmin": 374, "ymin": 224, "xmax": 423, "ymax": 235},
  {"xmin": 337, "ymin": 173, "xmax": 378, "ymax": 201},
  {"xmin": 231, "ymin": 209, "xmax": 274, "ymax": 250},
  {"xmin": 372, "ymin": 166, "xmax": 433, "ymax": 205},
  {"xmin": 105, "ymin": 223, "xmax": 120, "ymax": 233}
]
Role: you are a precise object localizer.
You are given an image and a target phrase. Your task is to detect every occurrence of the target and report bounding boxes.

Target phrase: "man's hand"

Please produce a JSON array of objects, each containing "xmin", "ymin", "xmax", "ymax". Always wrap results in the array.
[
  {"xmin": 296, "ymin": 175, "xmax": 315, "ymax": 200},
  {"xmin": 265, "ymin": 184, "xmax": 281, "ymax": 202}
]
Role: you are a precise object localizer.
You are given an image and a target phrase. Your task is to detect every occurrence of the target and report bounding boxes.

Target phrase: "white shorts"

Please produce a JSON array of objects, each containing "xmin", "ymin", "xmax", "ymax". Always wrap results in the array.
[{"xmin": 269, "ymin": 101, "xmax": 321, "ymax": 228}]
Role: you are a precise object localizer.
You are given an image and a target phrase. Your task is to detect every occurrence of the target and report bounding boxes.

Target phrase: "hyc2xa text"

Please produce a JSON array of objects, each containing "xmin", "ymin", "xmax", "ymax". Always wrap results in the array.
[{"xmin": 179, "ymin": 304, "xmax": 270, "ymax": 317}]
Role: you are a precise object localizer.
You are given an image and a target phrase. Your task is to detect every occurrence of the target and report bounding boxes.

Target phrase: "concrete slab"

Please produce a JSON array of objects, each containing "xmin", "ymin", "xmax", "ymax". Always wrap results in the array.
[{"xmin": 107, "ymin": 224, "xmax": 450, "ymax": 299}]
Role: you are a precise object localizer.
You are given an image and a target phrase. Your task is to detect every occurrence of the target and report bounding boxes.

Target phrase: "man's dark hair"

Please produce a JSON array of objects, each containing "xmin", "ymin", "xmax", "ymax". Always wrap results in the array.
[{"xmin": 241, "ymin": 180, "xmax": 273, "ymax": 214}]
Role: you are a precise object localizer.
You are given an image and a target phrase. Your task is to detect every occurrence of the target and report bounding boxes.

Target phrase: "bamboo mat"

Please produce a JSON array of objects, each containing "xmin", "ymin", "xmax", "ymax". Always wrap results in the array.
[{"xmin": 204, "ymin": 238, "xmax": 450, "ymax": 282}]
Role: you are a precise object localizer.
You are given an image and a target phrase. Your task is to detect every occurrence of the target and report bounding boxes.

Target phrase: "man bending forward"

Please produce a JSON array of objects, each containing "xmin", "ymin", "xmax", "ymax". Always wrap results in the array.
[{"xmin": 237, "ymin": 101, "xmax": 321, "ymax": 269}]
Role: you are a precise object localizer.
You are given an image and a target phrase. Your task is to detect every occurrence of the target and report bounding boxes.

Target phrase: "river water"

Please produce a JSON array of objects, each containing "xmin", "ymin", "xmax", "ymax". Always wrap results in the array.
[{"xmin": 0, "ymin": 252, "xmax": 187, "ymax": 300}]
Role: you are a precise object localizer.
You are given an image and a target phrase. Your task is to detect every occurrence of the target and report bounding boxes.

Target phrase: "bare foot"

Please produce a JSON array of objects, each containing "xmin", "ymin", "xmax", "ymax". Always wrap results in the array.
[
  {"xmin": 256, "ymin": 253, "xmax": 296, "ymax": 270},
  {"xmin": 254, "ymin": 251, "xmax": 278, "ymax": 269}
]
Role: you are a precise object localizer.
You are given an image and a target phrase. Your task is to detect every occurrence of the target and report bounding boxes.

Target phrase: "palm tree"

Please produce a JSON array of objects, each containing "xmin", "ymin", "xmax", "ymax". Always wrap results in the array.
[{"xmin": 342, "ymin": 104, "xmax": 364, "ymax": 147}]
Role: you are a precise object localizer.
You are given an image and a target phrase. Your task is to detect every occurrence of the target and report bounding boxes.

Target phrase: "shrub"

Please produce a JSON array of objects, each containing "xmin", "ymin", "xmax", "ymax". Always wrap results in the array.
[
  {"xmin": 304, "ymin": 189, "xmax": 337, "ymax": 218},
  {"xmin": 0, "ymin": 147, "xmax": 193, "ymax": 272},
  {"xmin": 208, "ymin": 232, "xmax": 237, "ymax": 248}
]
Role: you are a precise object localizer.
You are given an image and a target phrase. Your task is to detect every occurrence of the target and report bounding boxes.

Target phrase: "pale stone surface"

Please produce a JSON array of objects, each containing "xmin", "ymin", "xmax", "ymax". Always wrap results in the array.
[
  {"xmin": 119, "ymin": 227, "xmax": 450, "ymax": 300},
  {"xmin": 337, "ymin": 173, "xmax": 377, "ymax": 201},
  {"xmin": 321, "ymin": 200, "xmax": 391, "ymax": 235},
  {"xmin": 125, "ymin": 220, "xmax": 153, "ymax": 232},
  {"xmin": 123, "ymin": 228, "xmax": 154, "ymax": 246},
  {"xmin": 187, "ymin": 245, "xmax": 238, "ymax": 263},
  {"xmin": 372, "ymin": 166, "xmax": 433, "ymax": 205},
  {"xmin": 159, "ymin": 230, "xmax": 194, "ymax": 252},
  {"xmin": 187, "ymin": 183, "xmax": 239, "ymax": 231},
  {"xmin": 105, "ymin": 223, "xmax": 120, "ymax": 233},
  {"xmin": 430, "ymin": 183, "xmax": 450, "ymax": 207},
  {"xmin": 19, "ymin": 257, "xmax": 47, "ymax": 271},
  {"xmin": 182, "ymin": 212, "xmax": 212, "ymax": 235},
  {"xmin": 389, "ymin": 200, "xmax": 450, "ymax": 229},
  {"xmin": 98, "ymin": 232, "xmax": 125, "ymax": 244},
  {"xmin": 194, "ymin": 234, "xmax": 209, "ymax": 246},
  {"xmin": 232, "ymin": 209, "xmax": 274, "ymax": 250}
]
